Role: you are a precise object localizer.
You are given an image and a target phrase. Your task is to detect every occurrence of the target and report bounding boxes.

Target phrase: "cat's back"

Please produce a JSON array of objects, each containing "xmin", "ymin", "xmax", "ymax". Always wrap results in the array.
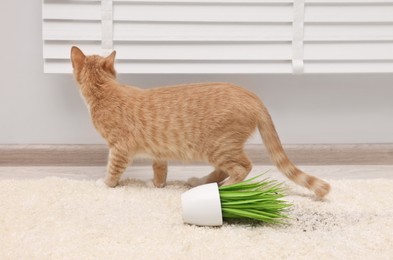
[
  {"xmin": 138, "ymin": 82, "xmax": 263, "ymax": 130},
  {"xmin": 144, "ymin": 82, "xmax": 261, "ymax": 107}
]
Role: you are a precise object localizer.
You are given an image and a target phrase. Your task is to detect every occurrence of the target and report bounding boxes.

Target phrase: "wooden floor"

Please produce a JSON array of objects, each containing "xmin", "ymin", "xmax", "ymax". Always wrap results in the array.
[
  {"xmin": 1, "ymin": 165, "xmax": 392, "ymax": 181},
  {"xmin": 1, "ymin": 144, "xmax": 392, "ymax": 181},
  {"xmin": 1, "ymin": 144, "xmax": 392, "ymax": 166}
]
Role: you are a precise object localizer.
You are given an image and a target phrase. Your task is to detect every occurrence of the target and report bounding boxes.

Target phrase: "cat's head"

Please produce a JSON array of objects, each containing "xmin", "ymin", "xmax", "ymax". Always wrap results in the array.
[{"xmin": 70, "ymin": 46, "xmax": 117, "ymax": 83}]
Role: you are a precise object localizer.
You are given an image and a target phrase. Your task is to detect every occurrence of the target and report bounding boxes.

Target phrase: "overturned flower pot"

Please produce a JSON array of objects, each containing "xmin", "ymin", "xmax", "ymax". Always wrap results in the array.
[
  {"xmin": 181, "ymin": 183, "xmax": 223, "ymax": 226},
  {"xmin": 181, "ymin": 174, "xmax": 292, "ymax": 227}
]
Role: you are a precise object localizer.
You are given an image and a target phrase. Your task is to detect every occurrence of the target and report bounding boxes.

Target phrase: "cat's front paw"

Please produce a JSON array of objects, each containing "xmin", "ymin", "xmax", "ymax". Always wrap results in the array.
[
  {"xmin": 145, "ymin": 179, "xmax": 166, "ymax": 188},
  {"xmin": 96, "ymin": 177, "xmax": 119, "ymax": 188},
  {"xmin": 104, "ymin": 177, "xmax": 119, "ymax": 188}
]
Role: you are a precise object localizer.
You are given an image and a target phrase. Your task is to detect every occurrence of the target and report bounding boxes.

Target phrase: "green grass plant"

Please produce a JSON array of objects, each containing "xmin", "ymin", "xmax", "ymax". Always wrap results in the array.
[{"xmin": 219, "ymin": 173, "xmax": 292, "ymax": 224}]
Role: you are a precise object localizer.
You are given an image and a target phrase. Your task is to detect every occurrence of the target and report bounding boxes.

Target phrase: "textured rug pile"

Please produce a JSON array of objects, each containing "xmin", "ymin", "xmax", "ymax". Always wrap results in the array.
[{"xmin": 1, "ymin": 177, "xmax": 392, "ymax": 259}]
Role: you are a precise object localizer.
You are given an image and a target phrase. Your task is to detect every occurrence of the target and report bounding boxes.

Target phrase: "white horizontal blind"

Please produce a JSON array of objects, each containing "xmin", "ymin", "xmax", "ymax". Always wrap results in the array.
[{"xmin": 42, "ymin": 0, "xmax": 393, "ymax": 73}]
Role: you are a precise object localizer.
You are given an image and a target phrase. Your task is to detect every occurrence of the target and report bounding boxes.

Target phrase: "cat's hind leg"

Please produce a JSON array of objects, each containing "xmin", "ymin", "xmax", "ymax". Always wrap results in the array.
[
  {"xmin": 104, "ymin": 147, "xmax": 131, "ymax": 187},
  {"xmin": 152, "ymin": 160, "xmax": 168, "ymax": 188},
  {"xmin": 187, "ymin": 168, "xmax": 228, "ymax": 187},
  {"xmin": 212, "ymin": 151, "xmax": 252, "ymax": 186}
]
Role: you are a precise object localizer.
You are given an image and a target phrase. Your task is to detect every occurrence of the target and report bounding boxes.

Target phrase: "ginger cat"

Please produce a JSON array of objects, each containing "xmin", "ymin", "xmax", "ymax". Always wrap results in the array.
[{"xmin": 70, "ymin": 46, "xmax": 330, "ymax": 198}]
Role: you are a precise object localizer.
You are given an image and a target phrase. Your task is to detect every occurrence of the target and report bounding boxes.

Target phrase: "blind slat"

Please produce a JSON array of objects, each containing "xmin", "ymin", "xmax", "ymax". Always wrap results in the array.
[
  {"xmin": 305, "ymin": 61, "xmax": 393, "ymax": 73},
  {"xmin": 306, "ymin": 5, "xmax": 393, "ymax": 23},
  {"xmin": 44, "ymin": 41, "xmax": 292, "ymax": 60},
  {"xmin": 114, "ymin": 0, "xmax": 294, "ymax": 3},
  {"xmin": 43, "ymin": 21, "xmax": 101, "ymax": 41},
  {"xmin": 43, "ymin": 22, "xmax": 292, "ymax": 41},
  {"xmin": 44, "ymin": 59, "xmax": 293, "ymax": 74},
  {"xmin": 43, "ymin": 2, "xmax": 101, "ymax": 21},
  {"xmin": 114, "ymin": 0, "xmax": 393, "ymax": 2},
  {"xmin": 44, "ymin": 3, "xmax": 293, "ymax": 22},
  {"xmin": 305, "ymin": 24, "xmax": 393, "ymax": 41},
  {"xmin": 304, "ymin": 42, "xmax": 393, "ymax": 60}
]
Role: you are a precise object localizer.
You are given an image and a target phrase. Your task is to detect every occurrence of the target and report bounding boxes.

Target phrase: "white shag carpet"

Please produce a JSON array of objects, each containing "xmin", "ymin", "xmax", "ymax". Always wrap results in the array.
[{"xmin": 1, "ymin": 177, "xmax": 392, "ymax": 260}]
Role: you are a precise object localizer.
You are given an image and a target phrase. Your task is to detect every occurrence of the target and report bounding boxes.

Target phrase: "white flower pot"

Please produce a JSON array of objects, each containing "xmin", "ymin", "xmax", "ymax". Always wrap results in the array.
[{"xmin": 181, "ymin": 183, "xmax": 223, "ymax": 226}]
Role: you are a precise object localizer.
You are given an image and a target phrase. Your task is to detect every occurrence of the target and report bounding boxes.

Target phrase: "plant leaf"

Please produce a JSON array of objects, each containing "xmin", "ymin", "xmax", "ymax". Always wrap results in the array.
[{"xmin": 218, "ymin": 172, "xmax": 292, "ymax": 224}]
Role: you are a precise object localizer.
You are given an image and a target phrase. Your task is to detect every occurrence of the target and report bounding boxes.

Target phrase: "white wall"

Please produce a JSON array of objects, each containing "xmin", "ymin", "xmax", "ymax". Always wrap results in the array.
[{"xmin": 1, "ymin": 1, "xmax": 392, "ymax": 145}]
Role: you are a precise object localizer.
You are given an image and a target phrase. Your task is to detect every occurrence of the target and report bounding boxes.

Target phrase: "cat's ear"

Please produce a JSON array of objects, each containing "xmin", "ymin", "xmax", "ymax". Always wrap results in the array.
[
  {"xmin": 103, "ymin": 50, "xmax": 117, "ymax": 75},
  {"xmin": 104, "ymin": 50, "xmax": 116, "ymax": 66},
  {"xmin": 71, "ymin": 46, "xmax": 86, "ymax": 71}
]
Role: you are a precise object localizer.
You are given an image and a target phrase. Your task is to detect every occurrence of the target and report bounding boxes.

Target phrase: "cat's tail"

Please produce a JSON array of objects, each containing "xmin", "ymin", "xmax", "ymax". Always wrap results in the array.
[{"xmin": 257, "ymin": 106, "xmax": 330, "ymax": 198}]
